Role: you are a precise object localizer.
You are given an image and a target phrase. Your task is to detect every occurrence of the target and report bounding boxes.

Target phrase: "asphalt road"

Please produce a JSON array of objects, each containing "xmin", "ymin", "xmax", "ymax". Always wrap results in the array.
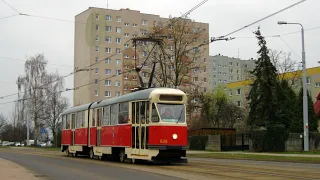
[{"xmin": 0, "ymin": 152, "xmax": 182, "ymax": 180}]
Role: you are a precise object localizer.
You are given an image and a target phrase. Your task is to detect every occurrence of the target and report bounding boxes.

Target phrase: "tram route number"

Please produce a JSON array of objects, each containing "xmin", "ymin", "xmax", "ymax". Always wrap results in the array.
[{"xmin": 160, "ymin": 139, "xmax": 168, "ymax": 144}]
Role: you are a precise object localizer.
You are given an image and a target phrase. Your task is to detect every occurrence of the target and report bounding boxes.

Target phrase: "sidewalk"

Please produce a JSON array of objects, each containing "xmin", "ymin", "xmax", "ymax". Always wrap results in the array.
[
  {"xmin": 187, "ymin": 150, "xmax": 320, "ymax": 158},
  {"xmin": 0, "ymin": 158, "xmax": 37, "ymax": 180}
]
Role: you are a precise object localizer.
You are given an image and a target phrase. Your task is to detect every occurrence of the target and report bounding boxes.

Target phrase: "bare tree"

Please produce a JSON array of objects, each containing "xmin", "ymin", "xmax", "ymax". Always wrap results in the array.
[
  {"xmin": 269, "ymin": 49, "xmax": 301, "ymax": 82},
  {"xmin": 17, "ymin": 54, "xmax": 52, "ymax": 145},
  {"xmin": 43, "ymin": 72, "xmax": 69, "ymax": 146},
  {"xmin": 0, "ymin": 114, "xmax": 7, "ymax": 135},
  {"xmin": 137, "ymin": 16, "xmax": 207, "ymax": 88}
]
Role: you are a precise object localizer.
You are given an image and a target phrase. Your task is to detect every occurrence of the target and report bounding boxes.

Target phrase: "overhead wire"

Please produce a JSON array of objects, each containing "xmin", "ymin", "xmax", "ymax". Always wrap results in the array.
[
  {"xmin": 218, "ymin": 0, "xmax": 307, "ymax": 38},
  {"xmin": 0, "ymin": 0, "xmax": 209, "ymax": 102},
  {"xmin": 0, "ymin": 56, "xmax": 73, "ymax": 67}
]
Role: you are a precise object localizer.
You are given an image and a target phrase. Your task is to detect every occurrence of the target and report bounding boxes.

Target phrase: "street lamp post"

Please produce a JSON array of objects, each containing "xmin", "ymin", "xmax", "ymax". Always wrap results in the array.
[{"xmin": 278, "ymin": 21, "xmax": 309, "ymax": 151}]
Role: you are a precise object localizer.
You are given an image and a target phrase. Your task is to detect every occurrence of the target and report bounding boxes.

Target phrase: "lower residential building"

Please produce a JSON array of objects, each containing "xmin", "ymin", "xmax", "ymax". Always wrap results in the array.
[{"xmin": 226, "ymin": 66, "xmax": 320, "ymax": 111}]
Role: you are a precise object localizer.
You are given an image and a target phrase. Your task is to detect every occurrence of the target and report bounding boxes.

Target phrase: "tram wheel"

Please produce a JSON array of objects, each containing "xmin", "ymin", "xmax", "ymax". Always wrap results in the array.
[
  {"xmin": 131, "ymin": 158, "xmax": 136, "ymax": 164},
  {"xmin": 89, "ymin": 148, "xmax": 94, "ymax": 159},
  {"xmin": 119, "ymin": 151, "xmax": 126, "ymax": 162}
]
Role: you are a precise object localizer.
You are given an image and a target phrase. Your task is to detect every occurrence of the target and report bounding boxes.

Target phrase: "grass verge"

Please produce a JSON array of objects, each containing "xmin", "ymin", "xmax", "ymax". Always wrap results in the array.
[{"xmin": 188, "ymin": 153, "xmax": 320, "ymax": 164}]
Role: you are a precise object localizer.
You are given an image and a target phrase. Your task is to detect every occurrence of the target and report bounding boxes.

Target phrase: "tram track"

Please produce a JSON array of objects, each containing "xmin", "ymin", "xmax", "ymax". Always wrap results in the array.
[
  {"xmin": 157, "ymin": 160, "xmax": 320, "ymax": 180},
  {"xmin": 2, "ymin": 149, "xmax": 320, "ymax": 180}
]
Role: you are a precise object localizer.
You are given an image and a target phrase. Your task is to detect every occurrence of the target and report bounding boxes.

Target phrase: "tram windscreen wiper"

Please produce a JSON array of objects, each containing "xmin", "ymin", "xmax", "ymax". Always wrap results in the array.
[{"xmin": 176, "ymin": 108, "xmax": 184, "ymax": 124}]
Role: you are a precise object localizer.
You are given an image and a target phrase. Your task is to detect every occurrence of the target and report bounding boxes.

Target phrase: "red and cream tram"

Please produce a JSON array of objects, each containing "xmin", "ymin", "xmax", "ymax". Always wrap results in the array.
[{"xmin": 61, "ymin": 88, "xmax": 188, "ymax": 163}]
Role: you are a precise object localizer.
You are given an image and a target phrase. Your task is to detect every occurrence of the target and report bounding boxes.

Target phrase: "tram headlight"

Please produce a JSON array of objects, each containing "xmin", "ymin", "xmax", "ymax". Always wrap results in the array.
[{"xmin": 172, "ymin": 133, "xmax": 178, "ymax": 140}]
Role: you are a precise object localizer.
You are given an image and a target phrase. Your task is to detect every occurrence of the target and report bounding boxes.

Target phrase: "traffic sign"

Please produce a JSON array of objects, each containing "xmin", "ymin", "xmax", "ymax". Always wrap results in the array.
[{"xmin": 41, "ymin": 129, "xmax": 47, "ymax": 134}]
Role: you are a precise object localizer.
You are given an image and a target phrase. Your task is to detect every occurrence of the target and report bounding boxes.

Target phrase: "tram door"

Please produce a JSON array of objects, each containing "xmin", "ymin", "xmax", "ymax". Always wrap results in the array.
[
  {"xmin": 71, "ymin": 113, "xmax": 76, "ymax": 146},
  {"xmin": 132, "ymin": 101, "xmax": 149, "ymax": 155}
]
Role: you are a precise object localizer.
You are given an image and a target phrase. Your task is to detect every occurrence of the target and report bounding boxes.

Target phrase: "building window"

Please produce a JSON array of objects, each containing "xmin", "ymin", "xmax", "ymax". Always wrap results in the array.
[
  {"xmin": 230, "ymin": 76, "xmax": 233, "ymax": 80},
  {"xmin": 124, "ymin": 54, "xmax": 129, "ymax": 58},
  {"xmin": 105, "ymin": 47, "xmax": 111, "ymax": 53},
  {"xmin": 105, "ymin": 91, "xmax": 111, "ymax": 97},
  {"xmin": 106, "ymin": 15, "xmax": 111, "ymax": 21},
  {"xmin": 193, "ymin": 77, "xmax": 198, "ymax": 82},
  {"xmin": 105, "ymin": 58, "xmax": 110, "ymax": 64},
  {"xmin": 95, "ymin": 79, "xmax": 98, "ymax": 84},
  {"xmin": 230, "ymin": 69, "xmax": 233, "ymax": 73},
  {"xmin": 219, "ymin": 79, "xmax": 222, "ymax": 82},
  {"xmin": 237, "ymin": 88, "xmax": 241, "ymax": 95},
  {"xmin": 223, "ymin": 80, "xmax": 227, "ymax": 83},
  {"xmin": 124, "ymin": 44, "xmax": 129, "ymax": 48},
  {"xmin": 105, "ymin": 80, "xmax": 111, "ymax": 86},
  {"xmin": 133, "ymin": 23, "xmax": 137, "ymax": 27},
  {"xmin": 96, "ymin": 14, "xmax": 99, "ymax": 20},
  {"xmin": 204, "ymin": 68, "xmax": 206, "ymax": 72},
  {"xmin": 204, "ymin": 78, "xmax": 207, "ymax": 82},
  {"xmin": 204, "ymin": 88, "xmax": 207, "ymax": 92},
  {"xmin": 124, "ymin": 23, "xmax": 129, "ymax": 26},
  {"xmin": 105, "ymin": 69, "xmax": 111, "ymax": 75},
  {"xmin": 223, "ymin": 65, "xmax": 227, "ymax": 68},
  {"xmin": 315, "ymin": 82, "xmax": 320, "ymax": 87},
  {"xmin": 116, "ymin": 48, "xmax": 120, "ymax": 54},
  {"xmin": 116, "ymin": 81, "xmax": 121, "ymax": 87},
  {"xmin": 229, "ymin": 90, "xmax": 232, "ymax": 96},
  {"xmin": 218, "ymin": 72, "xmax": 222, "ymax": 75},
  {"xmin": 116, "ymin": 91, "xmax": 121, "ymax": 96},
  {"xmin": 116, "ymin": 59, "xmax": 121, "ymax": 65},
  {"xmin": 106, "ymin": 26, "xmax": 112, "ymax": 32},
  {"xmin": 213, "ymin": 75, "xmax": 216, "ymax": 78},
  {"xmin": 229, "ymin": 62, "xmax": 233, "ymax": 66},
  {"xmin": 213, "ymin": 68, "xmax": 216, "ymax": 72},
  {"xmin": 124, "ymin": 76, "xmax": 128, "ymax": 79},
  {"xmin": 105, "ymin": 36, "xmax": 111, "ymax": 43},
  {"xmin": 116, "ymin": 27, "xmax": 121, "ymax": 33},
  {"xmin": 124, "ymin": 33, "xmax": 129, "ymax": 37},
  {"xmin": 95, "ymin": 90, "xmax": 98, "ymax": 96},
  {"xmin": 237, "ymin": 101, "xmax": 241, "ymax": 107},
  {"xmin": 116, "ymin": 70, "xmax": 121, "ymax": 75},
  {"xmin": 95, "ymin": 57, "xmax": 98, "ymax": 62},
  {"xmin": 95, "ymin": 68, "xmax": 98, "ymax": 74},
  {"xmin": 237, "ymin": 63, "xmax": 239, "ymax": 66},
  {"xmin": 116, "ymin": 16, "xmax": 121, "ymax": 22},
  {"xmin": 116, "ymin": 37, "xmax": 121, "ymax": 43},
  {"xmin": 204, "ymin": 58, "xmax": 206, "ymax": 62},
  {"xmin": 193, "ymin": 28, "xmax": 199, "ymax": 33},
  {"xmin": 95, "ymin": 35, "xmax": 99, "ymax": 41},
  {"xmin": 95, "ymin": 46, "xmax": 99, "ymax": 52},
  {"xmin": 142, "ymin": 19, "xmax": 147, "ymax": 25},
  {"xmin": 307, "ymin": 77, "xmax": 311, "ymax": 84},
  {"xmin": 96, "ymin": 25, "xmax": 99, "ymax": 30}
]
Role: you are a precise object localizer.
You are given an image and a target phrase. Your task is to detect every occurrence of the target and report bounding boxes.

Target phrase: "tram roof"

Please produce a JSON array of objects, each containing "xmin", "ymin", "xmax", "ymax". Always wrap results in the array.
[
  {"xmin": 61, "ymin": 102, "xmax": 92, "ymax": 115},
  {"xmin": 91, "ymin": 87, "xmax": 185, "ymax": 108}
]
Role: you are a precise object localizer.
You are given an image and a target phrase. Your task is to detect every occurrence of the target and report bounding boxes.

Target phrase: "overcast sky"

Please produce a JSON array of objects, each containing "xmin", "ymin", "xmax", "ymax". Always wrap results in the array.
[{"xmin": 0, "ymin": 0, "xmax": 319, "ymax": 118}]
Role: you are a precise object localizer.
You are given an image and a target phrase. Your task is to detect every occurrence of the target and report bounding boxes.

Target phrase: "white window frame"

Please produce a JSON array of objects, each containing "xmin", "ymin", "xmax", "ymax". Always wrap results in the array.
[
  {"xmin": 116, "ymin": 37, "xmax": 121, "ymax": 43},
  {"xmin": 105, "ymin": 47, "xmax": 111, "ymax": 53},
  {"xmin": 105, "ymin": 58, "xmax": 111, "ymax": 64},
  {"xmin": 106, "ymin": 15, "xmax": 111, "ymax": 21},
  {"xmin": 105, "ymin": 80, "xmax": 111, "ymax": 86},
  {"xmin": 116, "ymin": 16, "xmax": 121, "ymax": 22},
  {"xmin": 105, "ymin": 69, "xmax": 111, "ymax": 75}
]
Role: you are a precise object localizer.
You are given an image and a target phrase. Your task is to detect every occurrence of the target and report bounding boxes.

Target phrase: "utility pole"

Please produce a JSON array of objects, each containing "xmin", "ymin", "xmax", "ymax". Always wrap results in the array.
[{"xmin": 277, "ymin": 21, "xmax": 309, "ymax": 151}]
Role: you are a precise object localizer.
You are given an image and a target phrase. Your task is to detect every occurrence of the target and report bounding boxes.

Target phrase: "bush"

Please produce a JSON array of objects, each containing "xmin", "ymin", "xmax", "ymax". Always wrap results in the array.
[{"xmin": 188, "ymin": 136, "xmax": 208, "ymax": 150}]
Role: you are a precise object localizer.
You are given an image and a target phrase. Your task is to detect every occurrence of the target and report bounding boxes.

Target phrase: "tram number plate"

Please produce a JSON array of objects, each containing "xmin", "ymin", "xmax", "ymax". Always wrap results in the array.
[{"xmin": 160, "ymin": 139, "xmax": 168, "ymax": 144}]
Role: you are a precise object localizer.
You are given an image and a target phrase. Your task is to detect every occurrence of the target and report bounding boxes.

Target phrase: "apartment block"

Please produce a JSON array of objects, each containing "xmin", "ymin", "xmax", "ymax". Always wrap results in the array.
[
  {"xmin": 209, "ymin": 54, "xmax": 256, "ymax": 89},
  {"xmin": 73, "ymin": 7, "xmax": 209, "ymax": 106},
  {"xmin": 226, "ymin": 66, "xmax": 320, "ymax": 111}
]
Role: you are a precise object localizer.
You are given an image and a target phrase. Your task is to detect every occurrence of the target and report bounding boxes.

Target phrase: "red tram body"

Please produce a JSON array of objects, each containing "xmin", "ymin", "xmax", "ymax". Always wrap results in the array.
[{"xmin": 61, "ymin": 88, "xmax": 188, "ymax": 163}]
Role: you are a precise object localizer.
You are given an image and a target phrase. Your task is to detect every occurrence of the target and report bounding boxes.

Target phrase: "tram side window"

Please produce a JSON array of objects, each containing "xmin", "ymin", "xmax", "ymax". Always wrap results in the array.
[
  {"xmin": 103, "ymin": 106, "xmax": 110, "ymax": 125},
  {"xmin": 119, "ymin": 102, "xmax": 129, "ymax": 124},
  {"xmin": 66, "ymin": 114, "xmax": 70, "ymax": 129},
  {"xmin": 97, "ymin": 108, "xmax": 102, "ymax": 127},
  {"xmin": 76, "ymin": 111, "xmax": 84, "ymax": 128},
  {"xmin": 62, "ymin": 115, "xmax": 66, "ymax": 129},
  {"xmin": 111, "ymin": 104, "xmax": 119, "ymax": 125},
  {"xmin": 151, "ymin": 103, "xmax": 159, "ymax": 122},
  {"xmin": 92, "ymin": 109, "xmax": 96, "ymax": 127}
]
